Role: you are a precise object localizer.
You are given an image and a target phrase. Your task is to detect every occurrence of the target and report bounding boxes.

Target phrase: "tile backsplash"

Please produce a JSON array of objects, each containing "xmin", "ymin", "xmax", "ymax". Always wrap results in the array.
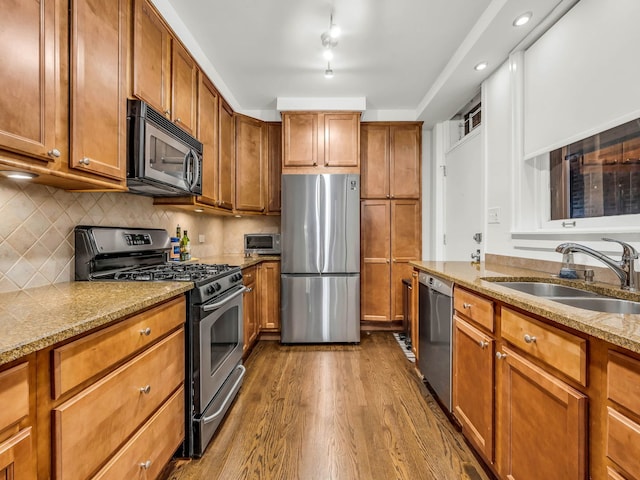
[{"xmin": 0, "ymin": 179, "xmax": 280, "ymax": 293}]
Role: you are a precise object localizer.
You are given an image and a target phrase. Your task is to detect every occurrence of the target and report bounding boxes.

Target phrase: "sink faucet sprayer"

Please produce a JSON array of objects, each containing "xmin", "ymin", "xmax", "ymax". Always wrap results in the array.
[{"xmin": 555, "ymin": 238, "xmax": 638, "ymax": 291}]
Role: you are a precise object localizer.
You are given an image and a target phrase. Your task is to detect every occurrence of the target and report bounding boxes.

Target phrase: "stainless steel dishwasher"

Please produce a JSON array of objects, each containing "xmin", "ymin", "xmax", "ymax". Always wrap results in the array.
[{"xmin": 418, "ymin": 271, "xmax": 453, "ymax": 413}]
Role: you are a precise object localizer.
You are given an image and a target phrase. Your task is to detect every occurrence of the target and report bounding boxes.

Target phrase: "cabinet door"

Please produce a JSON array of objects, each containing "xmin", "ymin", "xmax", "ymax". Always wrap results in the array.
[
  {"xmin": 70, "ymin": 0, "xmax": 127, "ymax": 180},
  {"xmin": 453, "ymin": 316, "xmax": 494, "ymax": 463},
  {"xmin": 0, "ymin": 0, "xmax": 56, "ymax": 161},
  {"xmin": 243, "ymin": 267, "xmax": 258, "ymax": 353},
  {"xmin": 324, "ymin": 113, "xmax": 359, "ymax": 168},
  {"xmin": 171, "ymin": 41, "xmax": 198, "ymax": 135},
  {"xmin": 259, "ymin": 262, "xmax": 281, "ymax": 330},
  {"xmin": 391, "ymin": 200, "xmax": 421, "ymax": 322},
  {"xmin": 360, "ymin": 124, "xmax": 390, "ymax": 199},
  {"xmin": 0, "ymin": 428, "xmax": 35, "ymax": 478},
  {"xmin": 497, "ymin": 346, "xmax": 586, "ymax": 480},
  {"xmin": 267, "ymin": 122, "xmax": 282, "ymax": 213},
  {"xmin": 361, "ymin": 200, "xmax": 391, "ymax": 322},
  {"xmin": 132, "ymin": 0, "xmax": 171, "ymax": 115},
  {"xmin": 218, "ymin": 99, "xmax": 235, "ymax": 210},
  {"xmin": 282, "ymin": 113, "xmax": 318, "ymax": 167},
  {"xmin": 235, "ymin": 115, "xmax": 266, "ymax": 212},
  {"xmin": 197, "ymin": 76, "xmax": 219, "ymax": 206},
  {"xmin": 390, "ymin": 124, "xmax": 421, "ymax": 199}
]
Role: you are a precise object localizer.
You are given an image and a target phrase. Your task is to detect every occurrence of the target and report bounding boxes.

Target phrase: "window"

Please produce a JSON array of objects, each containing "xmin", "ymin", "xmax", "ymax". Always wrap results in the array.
[{"xmin": 550, "ymin": 118, "xmax": 640, "ymax": 221}]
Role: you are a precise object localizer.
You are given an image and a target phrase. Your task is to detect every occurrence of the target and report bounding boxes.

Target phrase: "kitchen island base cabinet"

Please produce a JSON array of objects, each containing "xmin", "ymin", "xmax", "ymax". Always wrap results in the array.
[{"xmin": 497, "ymin": 347, "xmax": 586, "ymax": 480}]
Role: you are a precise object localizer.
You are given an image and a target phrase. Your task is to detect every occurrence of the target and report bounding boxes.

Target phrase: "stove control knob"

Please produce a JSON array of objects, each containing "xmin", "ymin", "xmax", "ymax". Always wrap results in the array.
[
  {"xmin": 206, "ymin": 285, "xmax": 215, "ymax": 295},
  {"xmin": 215, "ymin": 282, "xmax": 222, "ymax": 291}
]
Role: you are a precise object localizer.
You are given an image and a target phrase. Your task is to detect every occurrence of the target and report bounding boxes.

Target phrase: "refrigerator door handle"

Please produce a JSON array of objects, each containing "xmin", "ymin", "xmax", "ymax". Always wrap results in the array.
[{"xmin": 316, "ymin": 174, "xmax": 323, "ymax": 273}]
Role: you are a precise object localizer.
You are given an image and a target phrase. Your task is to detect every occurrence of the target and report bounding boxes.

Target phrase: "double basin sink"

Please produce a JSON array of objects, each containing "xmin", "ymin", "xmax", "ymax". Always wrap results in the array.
[{"xmin": 489, "ymin": 280, "xmax": 640, "ymax": 314}]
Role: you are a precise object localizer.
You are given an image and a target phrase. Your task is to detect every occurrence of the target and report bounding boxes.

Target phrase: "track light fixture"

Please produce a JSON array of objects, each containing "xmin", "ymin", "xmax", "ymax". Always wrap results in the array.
[
  {"xmin": 324, "ymin": 63, "xmax": 334, "ymax": 79},
  {"xmin": 321, "ymin": 13, "xmax": 341, "ymax": 77}
]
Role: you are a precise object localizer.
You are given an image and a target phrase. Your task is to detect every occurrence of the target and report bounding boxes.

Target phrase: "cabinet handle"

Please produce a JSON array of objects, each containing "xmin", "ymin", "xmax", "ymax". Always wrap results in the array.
[
  {"xmin": 48, "ymin": 148, "xmax": 61, "ymax": 158},
  {"xmin": 245, "ymin": 287, "xmax": 253, "ymax": 293},
  {"xmin": 175, "ymin": 118, "xmax": 182, "ymax": 123},
  {"xmin": 524, "ymin": 334, "xmax": 537, "ymax": 344},
  {"xmin": 139, "ymin": 460, "xmax": 152, "ymax": 470},
  {"xmin": 139, "ymin": 385, "xmax": 151, "ymax": 394},
  {"xmin": 386, "ymin": 194, "xmax": 390, "ymax": 198},
  {"xmin": 478, "ymin": 340, "xmax": 489, "ymax": 349},
  {"xmin": 139, "ymin": 327, "xmax": 151, "ymax": 336},
  {"xmin": 164, "ymin": 109, "xmax": 171, "ymax": 115},
  {"xmin": 78, "ymin": 157, "xmax": 90, "ymax": 166},
  {"xmin": 496, "ymin": 352, "xmax": 507, "ymax": 360},
  {"xmin": 313, "ymin": 162, "xmax": 317, "ymax": 166},
  {"xmin": 463, "ymin": 303, "xmax": 472, "ymax": 309},
  {"xmin": 386, "ymin": 259, "xmax": 390, "ymax": 264}
]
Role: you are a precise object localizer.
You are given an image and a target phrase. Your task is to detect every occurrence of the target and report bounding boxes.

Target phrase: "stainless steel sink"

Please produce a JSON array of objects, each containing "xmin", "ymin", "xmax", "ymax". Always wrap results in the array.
[
  {"xmin": 493, "ymin": 282, "xmax": 602, "ymax": 298},
  {"xmin": 549, "ymin": 297, "xmax": 640, "ymax": 314}
]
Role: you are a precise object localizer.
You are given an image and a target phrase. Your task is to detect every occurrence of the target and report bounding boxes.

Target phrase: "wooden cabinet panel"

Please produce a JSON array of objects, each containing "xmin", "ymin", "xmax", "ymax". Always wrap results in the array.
[
  {"xmin": 171, "ymin": 41, "xmax": 198, "ymax": 135},
  {"xmin": 607, "ymin": 407, "xmax": 640, "ymax": 479},
  {"xmin": 132, "ymin": 0, "xmax": 171, "ymax": 115},
  {"xmin": 0, "ymin": 0, "xmax": 56, "ymax": 161},
  {"xmin": 218, "ymin": 99, "xmax": 235, "ymax": 210},
  {"xmin": 606, "ymin": 467, "xmax": 627, "ymax": 480},
  {"xmin": 324, "ymin": 113, "xmax": 359, "ymax": 167},
  {"xmin": 243, "ymin": 266, "xmax": 258, "ymax": 353},
  {"xmin": 391, "ymin": 200, "xmax": 421, "ymax": 322},
  {"xmin": 197, "ymin": 76, "xmax": 220, "ymax": 206},
  {"xmin": 390, "ymin": 124, "xmax": 421, "ymax": 199},
  {"xmin": 497, "ymin": 346, "xmax": 586, "ymax": 480},
  {"xmin": 0, "ymin": 364, "xmax": 29, "ymax": 433},
  {"xmin": 0, "ymin": 428, "xmax": 35, "ymax": 479},
  {"xmin": 53, "ymin": 329, "xmax": 184, "ymax": 480},
  {"xmin": 453, "ymin": 316, "xmax": 494, "ymax": 463},
  {"xmin": 70, "ymin": 0, "xmax": 127, "ymax": 180},
  {"xmin": 502, "ymin": 307, "xmax": 587, "ymax": 386},
  {"xmin": 283, "ymin": 113, "xmax": 318, "ymax": 168},
  {"xmin": 236, "ymin": 115, "xmax": 267, "ymax": 212},
  {"xmin": 608, "ymin": 350, "xmax": 640, "ymax": 415},
  {"xmin": 259, "ymin": 261, "xmax": 280, "ymax": 331},
  {"xmin": 361, "ymin": 124, "xmax": 390, "ymax": 198},
  {"xmin": 92, "ymin": 386, "xmax": 184, "ymax": 480},
  {"xmin": 361, "ymin": 201, "xmax": 391, "ymax": 322},
  {"xmin": 52, "ymin": 296, "xmax": 185, "ymax": 399},
  {"xmin": 623, "ymin": 136, "xmax": 640, "ymax": 162},
  {"xmin": 453, "ymin": 287, "xmax": 494, "ymax": 333},
  {"xmin": 267, "ymin": 122, "xmax": 282, "ymax": 213}
]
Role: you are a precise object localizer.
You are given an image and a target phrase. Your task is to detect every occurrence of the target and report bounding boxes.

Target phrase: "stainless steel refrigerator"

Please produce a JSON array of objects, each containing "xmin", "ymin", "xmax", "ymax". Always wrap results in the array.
[{"xmin": 280, "ymin": 174, "xmax": 360, "ymax": 343}]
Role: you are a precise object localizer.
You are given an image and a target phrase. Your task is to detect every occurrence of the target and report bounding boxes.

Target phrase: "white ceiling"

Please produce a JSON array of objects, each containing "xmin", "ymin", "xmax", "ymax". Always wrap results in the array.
[{"xmin": 153, "ymin": 0, "xmax": 575, "ymax": 125}]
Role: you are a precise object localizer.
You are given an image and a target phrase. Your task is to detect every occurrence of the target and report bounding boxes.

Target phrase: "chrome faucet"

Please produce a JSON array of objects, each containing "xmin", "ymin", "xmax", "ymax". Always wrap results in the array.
[{"xmin": 555, "ymin": 238, "xmax": 638, "ymax": 291}]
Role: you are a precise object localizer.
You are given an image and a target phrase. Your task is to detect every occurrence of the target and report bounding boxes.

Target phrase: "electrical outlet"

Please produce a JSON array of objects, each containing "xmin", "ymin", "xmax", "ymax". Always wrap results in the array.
[
  {"xmin": 198, "ymin": 234, "xmax": 205, "ymax": 243},
  {"xmin": 488, "ymin": 207, "xmax": 501, "ymax": 224}
]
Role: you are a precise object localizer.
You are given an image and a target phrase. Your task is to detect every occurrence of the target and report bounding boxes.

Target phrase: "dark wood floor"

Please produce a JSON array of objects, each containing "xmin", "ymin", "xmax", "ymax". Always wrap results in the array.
[{"xmin": 161, "ymin": 333, "xmax": 490, "ymax": 480}]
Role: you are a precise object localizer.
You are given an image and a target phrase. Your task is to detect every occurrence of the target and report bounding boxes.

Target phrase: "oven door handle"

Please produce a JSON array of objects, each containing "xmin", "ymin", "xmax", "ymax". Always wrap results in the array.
[
  {"xmin": 202, "ymin": 364, "xmax": 246, "ymax": 424},
  {"xmin": 202, "ymin": 286, "xmax": 248, "ymax": 312}
]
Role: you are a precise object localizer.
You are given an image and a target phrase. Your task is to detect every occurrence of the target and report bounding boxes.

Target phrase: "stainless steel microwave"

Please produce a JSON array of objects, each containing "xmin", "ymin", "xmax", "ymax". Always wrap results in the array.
[
  {"xmin": 126, "ymin": 99, "xmax": 202, "ymax": 196},
  {"xmin": 244, "ymin": 233, "xmax": 281, "ymax": 255}
]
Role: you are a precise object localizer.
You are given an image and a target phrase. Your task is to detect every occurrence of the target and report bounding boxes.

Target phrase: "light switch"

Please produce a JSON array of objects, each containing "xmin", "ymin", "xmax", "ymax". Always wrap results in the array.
[
  {"xmin": 199, "ymin": 234, "xmax": 206, "ymax": 243},
  {"xmin": 488, "ymin": 207, "xmax": 501, "ymax": 224}
]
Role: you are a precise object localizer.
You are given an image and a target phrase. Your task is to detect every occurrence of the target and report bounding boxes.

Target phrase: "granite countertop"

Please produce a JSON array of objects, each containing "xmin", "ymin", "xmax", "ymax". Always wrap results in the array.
[
  {"xmin": 194, "ymin": 254, "xmax": 281, "ymax": 269},
  {"xmin": 410, "ymin": 260, "xmax": 640, "ymax": 354},
  {"xmin": 0, "ymin": 281, "xmax": 192, "ymax": 367}
]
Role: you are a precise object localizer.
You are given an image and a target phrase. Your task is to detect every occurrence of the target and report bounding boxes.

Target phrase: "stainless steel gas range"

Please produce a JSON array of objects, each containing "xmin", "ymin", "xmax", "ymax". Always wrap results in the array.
[{"xmin": 74, "ymin": 225, "xmax": 246, "ymax": 457}]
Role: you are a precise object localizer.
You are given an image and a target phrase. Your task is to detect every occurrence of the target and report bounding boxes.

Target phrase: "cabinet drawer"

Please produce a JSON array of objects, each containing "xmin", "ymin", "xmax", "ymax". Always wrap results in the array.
[
  {"xmin": 607, "ymin": 407, "xmax": 640, "ymax": 479},
  {"xmin": 608, "ymin": 350, "xmax": 640, "ymax": 414},
  {"xmin": 92, "ymin": 386, "xmax": 184, "ymax": 480},
  {"xmin": 54, "ymin": 329, "xmax": 184, "ymax": 480},
  {"xmin": 453, "ymin": 287, "xmax": 494, "ymax": 332},
  {"xmin": 53, "ymin": 296, "xmax": 185, "ymax": 398},
  {"xmin": 0, "ymin": 363, "xmax": 29, "ymax": 433},
  {"xmin": 501, "ymin": 308, "xmax": 587, "ymax": 386},
  {"xmin": 0, "ymin": 427, "xmax": 35, "ymax": 478}
]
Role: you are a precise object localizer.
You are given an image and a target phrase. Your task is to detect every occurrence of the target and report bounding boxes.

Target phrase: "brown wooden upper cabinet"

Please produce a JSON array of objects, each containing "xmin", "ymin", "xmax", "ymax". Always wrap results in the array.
[
  {"xmin": 70, "ymin": 0, "xmax": 128, "ymax": 180},
  {"xmin": 361, "ymin": 123, "xmax": 422, "ymax": 199},
  {"xmin": 235, "ymin": 114, "xmax": 267, "ymax": 213},
  {"xmin": 266, "ymin": 122, "xmax": 282, "ymax": 214},
  {"xmin": 282, "ymin": 112, "xmax": 360, "ymax": 173},
  {"xmin": 133, "ymin": 0, "xmax": 197, "ymax": 135},
  {"xmin": 196, "ymin": 75, "xmax": 220, "ymax": 207},
  {"xmin": 218, "ymin": 99, "xmax": 235, "ymax": 210},
  {"xmin": 0, "ymin": 0, "xmax": 56, "ymax": 162}
]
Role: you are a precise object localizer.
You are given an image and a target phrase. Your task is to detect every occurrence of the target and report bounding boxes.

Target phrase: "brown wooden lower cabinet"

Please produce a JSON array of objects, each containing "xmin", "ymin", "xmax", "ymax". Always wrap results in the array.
[
  {"xmin": 496, "ymin": 346, "xmax": 586, "ymax": 479},
  {"xmin": 259, "ymin": 261, "xmax": 280, "ymax": 331},
  {"xmin": 243, "ymin": 265, "xmax": 258, "ymax": 354},
  {"xmin": 0, "ymin": 427, "xmax": 34, "ymax": 478},
  {"xmin": 453, "ymin": 316, "xmax": 494, "ymax": 464}
]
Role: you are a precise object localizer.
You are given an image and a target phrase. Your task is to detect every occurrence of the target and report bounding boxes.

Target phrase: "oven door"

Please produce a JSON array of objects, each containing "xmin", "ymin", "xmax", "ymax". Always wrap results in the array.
[{"xmin": 195, "ymin": 284, "xmax": 246, "ymax": 412}]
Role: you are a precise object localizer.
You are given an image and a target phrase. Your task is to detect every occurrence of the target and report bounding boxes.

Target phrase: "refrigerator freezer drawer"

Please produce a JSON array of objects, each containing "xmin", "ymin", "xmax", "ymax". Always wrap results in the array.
[{"xmin": 281, "ymin": 274, "xmax": 360, "ymax": 343}]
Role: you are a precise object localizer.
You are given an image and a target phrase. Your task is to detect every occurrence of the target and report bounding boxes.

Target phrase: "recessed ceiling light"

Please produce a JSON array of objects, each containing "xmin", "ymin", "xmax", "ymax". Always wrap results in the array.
[
  {"xmin": 474, "ymin": 62, "xmax": 488, "ymax": 71},
  {"xmin": 513, "ymin": 12, "xmax": 532, "ymax": 27},
  {"xmin": 0, "ymin": 170, "xmax": 38, "ymax": 180}
]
